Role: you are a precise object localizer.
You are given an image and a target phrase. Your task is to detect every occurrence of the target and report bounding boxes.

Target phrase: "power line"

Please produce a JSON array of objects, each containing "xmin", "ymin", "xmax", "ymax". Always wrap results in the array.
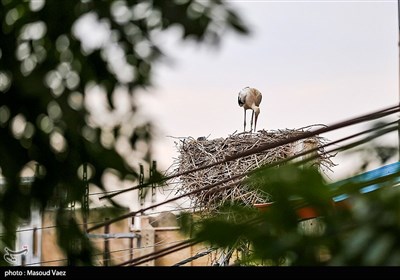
[
  {"xmin": 88, "ymin": 177, "xmax": 245, "ymax": 232},
  {"xmin": 172, "ymin": 247, "xmax": 216, "ymax": 266},
  {"xmin": 84, "ymin": 121, "xmax": 400, "ymax": 265},
  {"xmin": 89, "ymin": 120, "xmax": 398, "ymax": 233},
  {"xmin": 52, "ymin": 126, "xmax": 398, "ymax": 268},
  {"xmin": 119, "ymin": 239, "xmax": 198, "ymax": 266},
  {"xmin": 121, "ymin": 208, "xmax": 276, "ymax": 266},
  {"xmin": 100, "ymin": 104, "xmax": 399, "ymax": 201},
  {"xmin": 0, "ymin": 219, "xmax": 104, "ymax": 237},
  {"xmin": 87, "ymin": 107, "xmax": 400, "ymax": 232},
  {"xmin": 12, "ymin": 105, "xmax": 400, "ymax": 266},
  {"xmin": 24, "ymin": 258, "xmax": 68, "ymax": 266},
  {"xmin": 1, "ymin": 204, "xmax": 195, "ymax": 237},
  {"xmin": 29, "ymin": 119, "xmax": 400, "ymax": 267},
  {"xmin": 122, "ymin": 164, "xmax": 400, "ymax": 267},
  {"xmin": 98, "ymin": 239, "xmax": 190, "ymax": 265},
  {"xmin": 24, "ymin": 238, "xmax": 191, "ymax": 266}
]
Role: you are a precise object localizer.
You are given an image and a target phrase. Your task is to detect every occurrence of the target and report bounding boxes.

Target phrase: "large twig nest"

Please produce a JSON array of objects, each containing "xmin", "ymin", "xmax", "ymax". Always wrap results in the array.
[{"xmin": 170, "ymin": 128, "xmax": 335, "ymax": 214}]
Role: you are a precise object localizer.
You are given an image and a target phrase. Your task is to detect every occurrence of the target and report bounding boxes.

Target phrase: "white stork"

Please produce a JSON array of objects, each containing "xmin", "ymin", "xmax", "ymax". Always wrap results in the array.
[{"xmin": 238, "ymin": 87, "xmax": 262, "ymax": 133}]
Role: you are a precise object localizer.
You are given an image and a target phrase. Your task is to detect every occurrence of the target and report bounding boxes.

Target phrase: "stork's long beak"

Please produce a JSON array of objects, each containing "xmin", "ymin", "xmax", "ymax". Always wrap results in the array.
[
  {"xmin": 243, "ymin": 109, "xmax": 247, "ymax": 132},
  {"xmin": 254, "ymin": 114, "xmax": 258, "ymax": 132}
]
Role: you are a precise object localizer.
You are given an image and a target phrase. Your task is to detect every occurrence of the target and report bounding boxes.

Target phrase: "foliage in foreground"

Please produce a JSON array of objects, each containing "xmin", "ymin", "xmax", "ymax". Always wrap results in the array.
[
  {"xmin": 181, "ymin": 148, "xmax": 400, "ymax": 266},
  {"xmin": 0, "ymin": 0, "xmax": 248, "ymax": 265}
]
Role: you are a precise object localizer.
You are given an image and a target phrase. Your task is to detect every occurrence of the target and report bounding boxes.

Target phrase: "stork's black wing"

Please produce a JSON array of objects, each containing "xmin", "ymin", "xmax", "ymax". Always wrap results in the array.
[{"xmin": 238, "ymin": 94, "xmax": 245, "ymax": 107}]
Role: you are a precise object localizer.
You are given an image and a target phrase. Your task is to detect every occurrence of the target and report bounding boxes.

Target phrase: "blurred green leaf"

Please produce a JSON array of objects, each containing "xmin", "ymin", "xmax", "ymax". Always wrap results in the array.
[
  {"xmin": 0, "ymin": 0, "xmax": 249, "ymax": 265},
  {"xmin": 184, "ymin": 147, "xmax": 400, "ymax": 266}
]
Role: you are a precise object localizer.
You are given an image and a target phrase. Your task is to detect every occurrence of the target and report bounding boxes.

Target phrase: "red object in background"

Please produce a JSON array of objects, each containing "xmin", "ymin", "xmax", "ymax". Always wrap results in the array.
[
  {"xmin": 296, "ymin": 206, "xmax": 319, "ymax": 220},
  {"xmin": 254, "ymin": 202, "xmax": 319, "ymax": 220},
  {"xmin": 254, "ymin": 200, "xmax": 351, "ymax": 221}
]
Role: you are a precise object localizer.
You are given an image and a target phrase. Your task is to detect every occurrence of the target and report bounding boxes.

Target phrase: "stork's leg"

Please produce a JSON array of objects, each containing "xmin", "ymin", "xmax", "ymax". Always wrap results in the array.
[
  {"xmin": 243, "ymin": 109, "xmax": 247, "ymax": 132},
  {"xmin": 250, "ymin": 111, "xmax": 254, "ymax": 133},
  {"xmin": 254, "ymin": 113, "xmax": 258, "ymax": 133}
]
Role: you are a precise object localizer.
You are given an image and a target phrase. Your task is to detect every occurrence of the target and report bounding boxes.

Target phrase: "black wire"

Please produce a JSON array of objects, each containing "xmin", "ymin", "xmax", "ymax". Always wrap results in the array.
[
  {"xmin": 172, "ymin": 247, "xmax": 216, "ymax": 266},
  {"xmin": 87, "ymin": 108, "xmax": 400, "ymax": 233},
  {"xmin": 0, "ymin": 205, "xmax": 195, "ymax": 237},
  {"xmin": 23, "ymin": 122, "xmax": 400, "ymax": 267},
  {"xmin": 122, "ymin": 240, "xmax": 198, "ymax": 266},
  {"xmin": 24, "ymin": 238, "xmax": 192, "ymax": 266},
  {"xmin": 8, "ymin": 105, "xmax": 400, "ymax": 266},
  {"xmin": 100, "ymin": 104, "xmax": 399, "ymax": 201}
]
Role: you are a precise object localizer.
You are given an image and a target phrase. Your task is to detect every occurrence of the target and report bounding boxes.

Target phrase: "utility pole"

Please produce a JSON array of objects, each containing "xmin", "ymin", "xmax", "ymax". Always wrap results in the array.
[{"xmin": 82, "ymin": 163, "xmax": 89, "ymax": 232}]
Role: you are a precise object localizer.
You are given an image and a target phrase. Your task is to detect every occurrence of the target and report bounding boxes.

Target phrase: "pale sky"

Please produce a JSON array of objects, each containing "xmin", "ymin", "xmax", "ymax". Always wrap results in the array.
[{"xmin": 135, "ymin": 0, "xmax": 399, "ymax": 183}]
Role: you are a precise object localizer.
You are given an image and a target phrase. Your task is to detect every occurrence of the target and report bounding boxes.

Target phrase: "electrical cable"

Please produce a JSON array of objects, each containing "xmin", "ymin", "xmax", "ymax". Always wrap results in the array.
[
  {"xmin": 172, "ymin": 247, "xmax": 216, "ymax": 266},
  {"xmin": 87, "ymin": 115, "xmax": 399, "ymax": 232},
  {"xmin": 100, "ymin": 104, "xmax": 399, "ymax": 201}
]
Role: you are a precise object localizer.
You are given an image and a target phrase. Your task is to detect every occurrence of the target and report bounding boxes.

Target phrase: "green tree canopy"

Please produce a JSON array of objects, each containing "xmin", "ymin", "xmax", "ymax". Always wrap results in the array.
[{"xmin": 0, "ymin": 0, "xmax": 248, "ymax": 265}]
